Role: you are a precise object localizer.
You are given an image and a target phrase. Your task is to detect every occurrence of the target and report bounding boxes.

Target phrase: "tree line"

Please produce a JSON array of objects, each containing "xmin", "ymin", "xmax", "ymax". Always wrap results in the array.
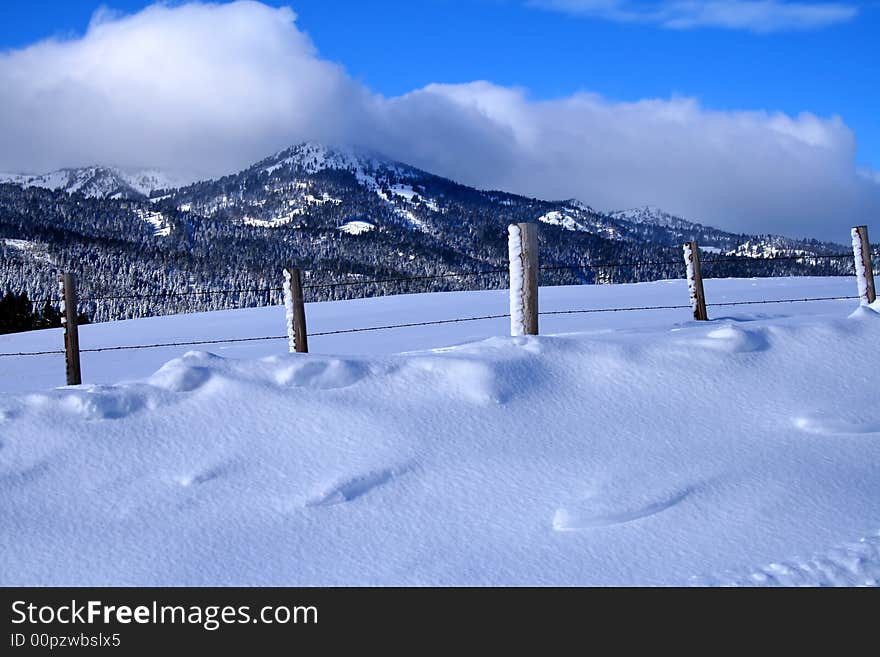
[{"xmin": 0, "ymin": 290, "xmax": 90, "ymax": 335}]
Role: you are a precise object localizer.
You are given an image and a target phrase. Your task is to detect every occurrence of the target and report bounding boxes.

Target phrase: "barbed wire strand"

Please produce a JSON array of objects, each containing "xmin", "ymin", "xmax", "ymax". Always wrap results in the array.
[
  {"xmin": 540, "ymin": 304, "xmax": 691, "ymax": 315},
  {"xmin": 0, "ymin": 315, "xmax": 511, "ymax": 357},
  {"xmin": 539, "ymin": 253, "xmax": 854, "ymax": 273},
  {"xmin": 27, "ymin": 269, "xmax": 508, "ymax": 305},
  {"xmin": 704, "ymin": 254, "xmax": 855, "ymax": 264},
  {"xmin": 708, "ymin": 295, "xmax": 858, "ymax": 307},
  {"xmin": 77, "ymin": 287, "xmax": 284, "ymax": 303},
  {"xmin": 540, "ymin": 295, "xmax": 858, "ymax": 316},
  {"xmin": 309, "ymin": 313, "xmax": 509, "ymax": 336},
  {"xmin": 0, "ymin": 295, "xmax": 860, "ymax": 358},
  {"xmin": 303, "ymin": 269, "xmax": 509, "ymax": 290}
]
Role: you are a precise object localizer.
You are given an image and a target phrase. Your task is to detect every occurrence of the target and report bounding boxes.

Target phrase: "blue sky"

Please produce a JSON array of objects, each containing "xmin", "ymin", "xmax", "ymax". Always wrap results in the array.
[{"xmin": 2, "ymin": 0, "xmax": 877, "ymax": 170}]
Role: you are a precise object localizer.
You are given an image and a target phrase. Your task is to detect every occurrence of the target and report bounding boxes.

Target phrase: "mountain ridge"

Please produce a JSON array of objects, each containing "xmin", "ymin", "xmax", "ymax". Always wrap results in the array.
[
  {"xmin": 0, "ymin": 143, "xmax": 846, "ymax": 252},
  {"xmin": 0, "ymin": 166, "xmax": 195, "ymax": 199},
  {"xmin": 0, "ymin": 141, "xmax": 854, "ymax": 324}
]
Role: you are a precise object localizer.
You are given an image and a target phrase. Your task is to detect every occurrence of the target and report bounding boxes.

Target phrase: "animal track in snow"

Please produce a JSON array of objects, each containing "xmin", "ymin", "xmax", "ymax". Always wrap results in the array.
[
  {"xmin": 306, "ymin": 466, "xmax": 408, "ymax": 507},
  {"xmin": 794, "ymin": 416, "xmax": 880, "ymax": 436},
  {"xmin": 176, "ymin": 463, "xmax": 233, "ymax": 487},
  {"xmin": 0, "ymin": 461, "xmax": 49, "ymax": 485},
  {"xmin": 691, "ymin": 529, "xmax": 880, "ymax": 586},
  {"xmin": 553, "ymin": 485, "xmax": 692, "ymax": 531}
]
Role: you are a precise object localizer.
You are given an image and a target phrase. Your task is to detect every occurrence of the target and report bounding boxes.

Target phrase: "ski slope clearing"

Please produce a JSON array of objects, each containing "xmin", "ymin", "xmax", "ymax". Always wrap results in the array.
[{"xmin": 1, "ymin": 277, "xmax": 879, "ymax": 585}]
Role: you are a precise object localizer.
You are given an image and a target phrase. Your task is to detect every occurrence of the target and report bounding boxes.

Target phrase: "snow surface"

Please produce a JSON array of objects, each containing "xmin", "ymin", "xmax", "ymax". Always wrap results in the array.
[
  {"xmin": 1, "ymin": 239, "xmax": 54, "ymax": 265},
  {"xmin": 134, "ymin": 209, "xmax": 171, "ymax": 237},
  {"xmin": 389, "ymin": 184, "xmax": 418, "ymax": 201},
  {"xmin": 1, "ymin": 277, "xmax": 878, "ymax": 586},
  {"xmin": 389, "ymin": 184, "xmax": 439, "ymax": 212},
  {"xmin": 337, "ymin": 220, "xmax": 375, "ymax": 235},
  {"xmin": 537, "ymin": 210, "xmax": 580, "ymax": 231},
  {"xmin": 243, "ymin": 210, "xmax": 303, "ymax": 228},
  {"xmin": 395, "ymin": 208, "xmax": 429, "ymax": 232},
  {"xmin": 535, "ymin": 205, "xmax": 622, "ymax": 240},
  {"xmin": 373, "ymin": 186, "xmax": 429, "ymax": 231}
]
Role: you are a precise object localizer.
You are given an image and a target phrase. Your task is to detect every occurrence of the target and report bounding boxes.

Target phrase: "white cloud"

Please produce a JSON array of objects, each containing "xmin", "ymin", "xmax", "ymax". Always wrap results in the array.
[
  {"xmin": 529, "ymin": 1, "xmax": 859, "ymax": 33},
  {"xmin": 0, "ymin": 1, "xmax": 360, "ymax": 178},
  {"xmin": 0, "ymin": 0, "xmax": 877, "ymax": 241},
  {"xmin": 372, "ymin": 84, "xmax": 879, "ymax": 240}
]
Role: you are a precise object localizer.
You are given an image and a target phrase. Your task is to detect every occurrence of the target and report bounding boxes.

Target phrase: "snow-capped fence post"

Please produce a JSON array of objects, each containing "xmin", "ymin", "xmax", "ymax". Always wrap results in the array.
[
  {"xmin": 59, "ymin": 272, "xmax": 82, "ymax": 385},
  {"xmin": 683, "ymin": 241, "xmax": 708, "ymax": 321},
  {"xmin": 284, "ymin": 267, "xmax": 309, "ymax": 353},
  {"xmin": 508, "ymin": 223, "xmax": 539, "ymax": 336},
  {"xmin": 851, "ymin": 226, "xmax": 876, "ymax": 305}
]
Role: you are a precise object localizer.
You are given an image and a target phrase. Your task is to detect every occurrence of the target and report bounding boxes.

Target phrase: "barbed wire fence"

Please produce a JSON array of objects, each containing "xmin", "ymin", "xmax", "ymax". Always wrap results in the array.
[{"xmin": 0, "ymin": 225, "xmax": 874, "ymax": 389}]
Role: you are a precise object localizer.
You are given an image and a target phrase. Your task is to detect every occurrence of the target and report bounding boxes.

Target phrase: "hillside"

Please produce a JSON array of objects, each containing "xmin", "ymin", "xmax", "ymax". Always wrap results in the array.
[
  {"xmin": 0, "ymin": 166, "xmax": 187, "ymax": 200},
  {"xmin": 0, "ymin": 142, "xmax": 854, "ymax": 324},
  {"xmin": 0, "ymin": 279, "xmax": 878, "ymax": 585}
]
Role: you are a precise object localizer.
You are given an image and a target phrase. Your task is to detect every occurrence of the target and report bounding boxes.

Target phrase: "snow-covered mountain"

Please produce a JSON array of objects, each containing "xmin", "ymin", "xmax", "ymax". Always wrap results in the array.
[
  {"xmin": 232, "ymin": 141, "xmax": 434, "ymax": 232},
  {"xmin": 535, "ymin": 202, "xmax": 625, "ymax": 241},
  {"xmin": 1, "ymin": 141, "xmax": 852, "ymax": 323},
  {"xmin": 607, "ymin": 205, "xmax": 842, "ymax": 257},
  {"xmin": 255, "ymin": 141, "xmax": 418, "ymax": 182},
  {"xmin": 0, "ymin": 166, "xmax": 190, "ymax": 199},
  {"xmin": 163, "ymin": 142, "xmax": 732, "ymax": 247},
  {"xmin": 610, "ymin": 206, "xmax": 701, "ymax": 231},
  {"xmin": 166, "ymin": 142, "xmax": 844, "ymax": 256},
  {"xmin": 165, "ymin": 141, "xmax": 462, "ymax": 234},
  {"xmin": 0, "ymin": 144, "xmax": 845, "ymax": 257}
]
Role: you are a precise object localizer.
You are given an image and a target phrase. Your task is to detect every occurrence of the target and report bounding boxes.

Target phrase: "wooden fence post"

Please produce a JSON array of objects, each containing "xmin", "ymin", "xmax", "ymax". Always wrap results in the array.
[
  {"xmin": 283, "ymin": 267, "xmax": 309, "ymax": 353},
  {"xmin": 59, "ymin": 272, "xmax": 82, "ymax": 385},
  {"xmin": 508, "ymin": 223, "xmax": 539, "ymax": 336},
  {"xmin": 851, "ymin": 225, "xmax": 876, "ymax": 305},
  {"xmin": 683, "ymin": 241, "xmax": 708, "ymax": 321}
]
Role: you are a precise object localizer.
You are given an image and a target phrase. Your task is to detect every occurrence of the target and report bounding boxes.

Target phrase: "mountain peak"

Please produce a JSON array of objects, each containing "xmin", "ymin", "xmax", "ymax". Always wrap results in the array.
[
  {"xmin": 609, "ymin": 206, "xmax": 697, "ymax": 230},
  {"xmin": 0, "ymin": 165, "xmax": 191, "ymax": 199},
  {"xmin": 252, "ymin": 141, "xmax": 426, "ymax": 182},
  {"xmin": 561, "ymin": 198, "xmax": 597, "ymax": 214},
  {"xmin": 259, "ymin": 142, "xmax": 360, "ymax": 175}
]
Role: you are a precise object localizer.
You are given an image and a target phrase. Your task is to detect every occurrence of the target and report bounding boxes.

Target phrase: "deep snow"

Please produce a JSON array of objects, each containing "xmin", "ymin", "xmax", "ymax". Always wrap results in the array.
[
  {"xmin": 1, "ymin": 277, "xmax": 878, "ymax": 586},
  {"xmin": 0, "ymin": 277, "xmax": 859, "ymax": 394}
]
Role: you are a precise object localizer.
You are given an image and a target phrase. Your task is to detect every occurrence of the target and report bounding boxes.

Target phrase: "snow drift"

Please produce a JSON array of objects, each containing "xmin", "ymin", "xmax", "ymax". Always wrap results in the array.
[{"xmin": 1, "ymin": 286, "xmax": 879, "ymax": 585}]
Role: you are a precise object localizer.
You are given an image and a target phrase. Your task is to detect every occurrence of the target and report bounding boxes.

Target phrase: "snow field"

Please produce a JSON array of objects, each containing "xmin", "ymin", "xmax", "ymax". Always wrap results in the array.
[{"xmin": 0, "ymin": 277, "xmax": 878, "ymax": 585}]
